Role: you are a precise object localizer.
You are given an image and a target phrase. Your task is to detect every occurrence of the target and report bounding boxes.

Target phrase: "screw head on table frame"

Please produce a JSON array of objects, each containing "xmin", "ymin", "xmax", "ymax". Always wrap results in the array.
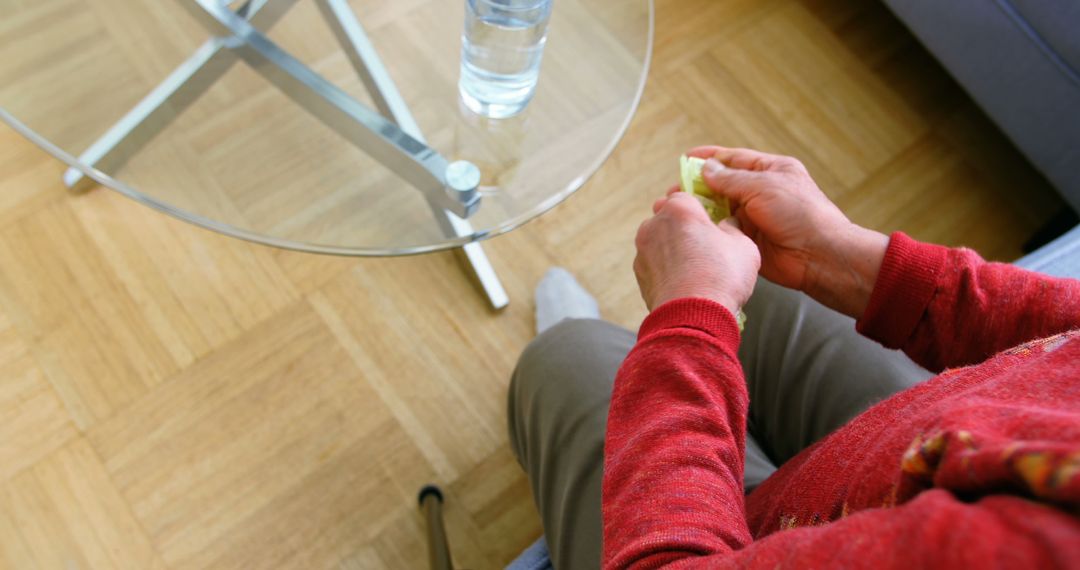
[{"xmin": 445, "ymin": 160, "xmax": 482, "ymax": 217}]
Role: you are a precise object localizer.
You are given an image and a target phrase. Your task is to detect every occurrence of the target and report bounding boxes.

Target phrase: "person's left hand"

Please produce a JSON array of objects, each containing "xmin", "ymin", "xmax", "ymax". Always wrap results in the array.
[{"xmin": 634, "ymin": 190, "xmax": 761, "ymax": 318}]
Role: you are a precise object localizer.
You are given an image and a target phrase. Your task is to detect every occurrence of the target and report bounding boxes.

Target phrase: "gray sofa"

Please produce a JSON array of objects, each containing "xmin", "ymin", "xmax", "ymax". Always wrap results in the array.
[
  {"xmin": 883, "ymin": 0, "xmax": 1080, "ymax": 213},
  {"xmin": 1018, "ymin": 224, "xmax": 1080, "ymax": 276}
]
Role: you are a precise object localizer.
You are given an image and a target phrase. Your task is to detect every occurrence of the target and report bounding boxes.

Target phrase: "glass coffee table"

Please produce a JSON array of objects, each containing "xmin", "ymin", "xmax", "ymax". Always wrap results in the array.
[{"xmin": 0, "ymin": 0, "xmax": 652, "ymax": 308}]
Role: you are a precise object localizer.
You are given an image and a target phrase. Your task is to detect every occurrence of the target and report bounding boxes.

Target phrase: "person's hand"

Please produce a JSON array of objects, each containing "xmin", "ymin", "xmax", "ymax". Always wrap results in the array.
[
  {"xmin": 686, "ymin": 146, "xmax": 888, "ymax": 319},
  {"xmin": 634, "ymin": 191, "xmax": 761, "ymax": 318}
]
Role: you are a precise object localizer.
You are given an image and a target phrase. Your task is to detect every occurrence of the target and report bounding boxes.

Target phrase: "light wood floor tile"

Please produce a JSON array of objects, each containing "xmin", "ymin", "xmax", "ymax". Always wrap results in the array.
[
  {"xmin": 311, "ymin": 252, "xmax": 534, "ymax": 482},
  {"xmin": 1, "ymin": 438, "xmax": 164, "ymax": 570},
  {"xmin": 651, "ymin": 0, "xmax": 784, "ymax": 77},
  {"xmin": 87, "ymin": 302, "xmax": 395, "ymax": 568},
  {"xmin": 273, "ymin": 247, "xmax": 360, "ymax": 296},
  {"xmin": 840, "ymin": 134, "xmax": 1039, "ymax": 261},
  {"xmin": 0, "ymin": 303, "xmax": 26, "ymax": 376},
  {"xmin": 449, "ymin": 445, "xmax": 543, "ymax": 563},
  {"xmin": 0, "ymin": 503, "xmax": 37, "ymax": 570},
  {"xmin": 0, "ymin": 130, "xmax": 62, "ymax": 229},
  {"xmin": 0, "ymin": 289, "xmax": 77, "ymax": 484},
  {"xmin": 168, "ymin": 420, "xmax": 434, "ymax": 569},
  {"xmin": 70, "ymin": 189, "xmax": 300, "ymax": 364},
  {"xmin": 0, "ymin": 191, "xmax": 299, "ymax": 430},
  {"xmin": 715, "ymin": 2, "xmax": 926, "ymax": 190},
  {"xmin": 664, "ymin": 50, "xmax": 852, "ymax": 201},
  {"xmin": 336, "ymin": 546, "xmax": 384, "ymax": 570},
  {"xmin": 0, "ymin": 351, "xmax": 76, "ymax": 483},
  {"xmin": 0, "ymin": 200, "xmax": 180, "ymax": 428}
]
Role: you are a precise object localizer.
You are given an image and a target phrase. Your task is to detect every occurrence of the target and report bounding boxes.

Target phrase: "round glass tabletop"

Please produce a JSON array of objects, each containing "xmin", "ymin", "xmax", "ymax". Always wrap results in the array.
[{"xmin": 0, "ymin": 0, "xmax": 653, "ymax": 255}]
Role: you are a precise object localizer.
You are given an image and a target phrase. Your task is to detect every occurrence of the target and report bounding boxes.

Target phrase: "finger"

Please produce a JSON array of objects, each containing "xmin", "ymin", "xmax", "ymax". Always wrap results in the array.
[
  {"xmin": 661, "ymin": 192, "xmax": 711, "ymax": 222},
  {"xmin": 652, "ymin": 196, "xmax": 668, "ymax": 214},
  {"xmin": 701, "ymin": 158, "xmax": 762, "ymax": 202},
  {"xmin": 686, "ymin": 145, "xmax": 726, "ymax": 160},
  {"xmin": 728, "ymin": 197, "xmax": 741, "ymax": 217},
  {"xmin": 713, "ymin": 147, "xmax": 800, "ymax": 172},
  {"xmin": 718, "ymin": 216, "xmax": 742, "ymax": 234},
  {"xmin": 666, "ymin": 184, "xmax": 682, "ymax": 197},
  {"xmin": 687, "ymin": 145, "xmax": 804, "ymax": 173}
]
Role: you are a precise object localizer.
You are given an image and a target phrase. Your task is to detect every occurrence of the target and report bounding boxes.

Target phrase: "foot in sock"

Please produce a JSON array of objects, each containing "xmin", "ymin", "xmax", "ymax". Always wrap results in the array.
[{"xmin": 535, "ymin": 267, "xmax": 601, "ymax": 334}]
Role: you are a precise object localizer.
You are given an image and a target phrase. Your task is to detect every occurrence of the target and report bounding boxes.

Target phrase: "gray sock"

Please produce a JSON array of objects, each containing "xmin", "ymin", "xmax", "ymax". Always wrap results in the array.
[{"xmin": 535, "ymin": 267, "xmax": 601, "ymax": 334}]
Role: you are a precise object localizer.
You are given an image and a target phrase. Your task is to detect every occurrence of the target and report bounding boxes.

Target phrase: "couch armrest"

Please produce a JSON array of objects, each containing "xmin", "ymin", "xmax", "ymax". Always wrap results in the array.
[{"xmin": 1016, "ymin": 224, "xmax": 1080, "ymax": 278}]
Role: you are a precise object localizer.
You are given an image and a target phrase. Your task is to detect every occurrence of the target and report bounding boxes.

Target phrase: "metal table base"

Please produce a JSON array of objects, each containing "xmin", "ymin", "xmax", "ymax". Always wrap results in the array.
[{"xmin": 65, "ymin": 0, "xmax": 509, "ymax": 309}]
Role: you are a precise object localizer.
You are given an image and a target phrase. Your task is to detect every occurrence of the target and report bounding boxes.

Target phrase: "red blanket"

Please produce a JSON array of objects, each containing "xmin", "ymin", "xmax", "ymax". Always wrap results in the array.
[{"xmin": 603, "ymin": 233, "xmax": 1080, "ymax": 569}]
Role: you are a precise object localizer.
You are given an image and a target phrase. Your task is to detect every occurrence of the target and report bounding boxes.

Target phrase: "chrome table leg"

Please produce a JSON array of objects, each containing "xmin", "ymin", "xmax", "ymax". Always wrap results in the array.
[
  {"xmin": 63, "ymin": 0, "xmax": 297, "ymax": 189},
  {"xmin": 67, "ymin": 0, "xmax": 508, "ymax": 308},
  {"xmin": 177, "ymin": 0, "xmax": 481, "ymax": 219},
  {"xmin": 315, "ymin": 0, "xmax": 508, "ymax": 309}
]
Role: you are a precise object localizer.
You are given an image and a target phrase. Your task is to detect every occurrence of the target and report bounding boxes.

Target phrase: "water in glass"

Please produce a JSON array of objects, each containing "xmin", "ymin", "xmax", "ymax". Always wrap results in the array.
[{"xmin": 459, "ymin": 0, "xmax": 553, "ymax": 118}]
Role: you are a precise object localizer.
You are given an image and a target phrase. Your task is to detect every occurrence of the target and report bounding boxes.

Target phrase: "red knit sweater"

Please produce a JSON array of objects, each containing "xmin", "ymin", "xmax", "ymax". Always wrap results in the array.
[{"xmin": 602, "ymin": 233, "xmax": 1080, "ymax": 569}]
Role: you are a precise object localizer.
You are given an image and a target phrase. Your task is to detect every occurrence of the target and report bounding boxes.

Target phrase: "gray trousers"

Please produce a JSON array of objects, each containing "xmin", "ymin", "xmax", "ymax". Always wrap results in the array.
[{"xmin": 508, "ymin": 279, "xmax": 933, "ymax": 569}]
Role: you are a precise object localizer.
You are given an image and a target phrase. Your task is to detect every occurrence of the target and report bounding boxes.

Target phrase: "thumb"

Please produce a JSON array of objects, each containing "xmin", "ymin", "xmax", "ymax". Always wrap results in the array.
[
  {"xmin": 717, "ymin": 215, "xmax": 742, "ymax": 234},
  {"xmin": 702, "ymin": 158, "xmax": 760, "ymax": 202}
]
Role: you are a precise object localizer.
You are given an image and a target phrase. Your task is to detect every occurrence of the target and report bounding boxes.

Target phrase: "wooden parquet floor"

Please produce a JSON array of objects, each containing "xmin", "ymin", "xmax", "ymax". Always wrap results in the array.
[{"xmin": 0, "ymin": 0, "xmax": 1064, "ymax": 568}]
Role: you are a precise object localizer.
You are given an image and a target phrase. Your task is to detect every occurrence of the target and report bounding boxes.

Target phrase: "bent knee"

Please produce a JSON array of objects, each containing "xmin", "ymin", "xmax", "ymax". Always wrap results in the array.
[
  {"xmin": 510, "ymin": 318, "xmax": 633, "ymax": 406},
  {"xmin": 518, "ymin": 318, "xmax": 616, "ymax": 366}
]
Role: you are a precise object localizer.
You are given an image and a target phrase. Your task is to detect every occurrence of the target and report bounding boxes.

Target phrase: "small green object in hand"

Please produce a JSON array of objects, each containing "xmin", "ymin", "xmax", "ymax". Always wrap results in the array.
[
  {"xmin": 679, "ymin": 155, "xmax": 746, "ymax": 331},
  {"xmin": 679, "ymin": 155, "xmax": 730, "ymax": 223}
]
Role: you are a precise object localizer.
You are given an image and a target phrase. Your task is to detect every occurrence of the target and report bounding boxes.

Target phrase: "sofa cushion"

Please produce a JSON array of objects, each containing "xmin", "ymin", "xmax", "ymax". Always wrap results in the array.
[
  {"xmin": 1016, "ymin": 225, "xmax": 1080, "ymax": 279},
  {"xmin": 1005, "ymin": 0, "xmax": 1080, "ymax": 74}
]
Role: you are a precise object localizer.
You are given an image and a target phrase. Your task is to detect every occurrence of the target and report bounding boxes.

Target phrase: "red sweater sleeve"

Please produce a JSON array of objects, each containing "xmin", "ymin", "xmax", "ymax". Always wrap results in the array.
[
  {"xmin": 601, "ymin": 297, "xmax": 1080, "ymax": 569},
  {"xmin": 602, "ymin": 298, "xmax": 751, "ymax": 569},
  {"xmin": 856, "ymin": 232, "xmax": 1080, "ymax": 371}
]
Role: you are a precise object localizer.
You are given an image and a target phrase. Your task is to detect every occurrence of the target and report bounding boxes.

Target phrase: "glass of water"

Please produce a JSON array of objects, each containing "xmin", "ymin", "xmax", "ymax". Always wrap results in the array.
[{"xmin": 459, "ymin": 0, "xmax": 553, "ymax": 119}]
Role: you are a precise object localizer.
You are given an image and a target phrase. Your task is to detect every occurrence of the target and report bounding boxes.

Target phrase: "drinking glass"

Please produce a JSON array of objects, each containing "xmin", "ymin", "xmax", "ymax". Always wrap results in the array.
[{"xmin": 459, "ymin": 0, "xmax": 554, "ymax": 119}]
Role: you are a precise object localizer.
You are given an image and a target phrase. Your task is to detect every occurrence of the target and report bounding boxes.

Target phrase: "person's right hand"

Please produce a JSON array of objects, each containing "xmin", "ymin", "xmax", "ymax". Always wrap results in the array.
[{"xmin": 687, "ymin": 146, "xmax": 889, "ymax": 319}]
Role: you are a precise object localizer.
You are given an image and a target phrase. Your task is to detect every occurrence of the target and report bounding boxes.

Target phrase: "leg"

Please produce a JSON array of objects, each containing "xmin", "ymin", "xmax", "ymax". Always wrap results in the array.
[
  {"xmin": 738, "ymin": 278, "xmax": 935, "ymax": 465},
  {"xmin": 508, "ymin": 319, "xmax": 628, "ymax": 570},
  {"xmin": 446, "ymin": 223, "xmax": 509, "ymax": 310},
  {"xmin": 509, "ymin": 319, "xmax": 776, "ymax": 568}
]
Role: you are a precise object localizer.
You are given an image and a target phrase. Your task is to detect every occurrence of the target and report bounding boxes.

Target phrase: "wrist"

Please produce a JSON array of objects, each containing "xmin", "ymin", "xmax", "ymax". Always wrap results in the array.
[
  {"xmin": 654, "ymin": 290, "xmax": 742, "ymax": 319},
  {"xmin": 805, "ymin": 224, "xmax": 888, "ymax": 319}
]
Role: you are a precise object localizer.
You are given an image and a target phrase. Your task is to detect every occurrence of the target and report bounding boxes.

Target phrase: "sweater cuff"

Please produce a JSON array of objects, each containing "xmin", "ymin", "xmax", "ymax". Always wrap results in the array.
[
  {"xmin": 639, "ymin": 297, "xmax": 743, "ymax": 348},
  {"xmin": 856, "ymin": 232, "xmax": 948, "ymax": 348}
]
